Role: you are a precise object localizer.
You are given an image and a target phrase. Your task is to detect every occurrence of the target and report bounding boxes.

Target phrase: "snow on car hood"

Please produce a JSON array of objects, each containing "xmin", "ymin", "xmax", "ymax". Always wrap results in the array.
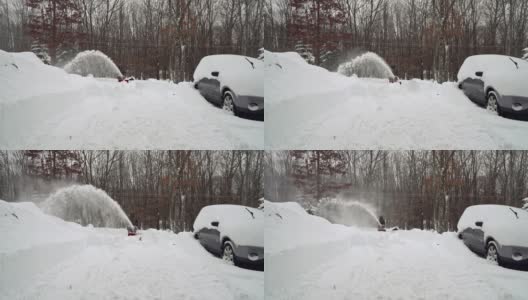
[
  {"xmin": 193, "ymin": 204, "xmax": 263, "ymax": 248},
  {"xmin": 458, "ymin": 205, "xmax": 528, "ymax": 247},
  {"xmin": 457, "ymin": 55, "xmax": 528, "ymax": 97},
  {"xmin": 193, "ymin": 55, "xmax": 263, "ymax": 97}
]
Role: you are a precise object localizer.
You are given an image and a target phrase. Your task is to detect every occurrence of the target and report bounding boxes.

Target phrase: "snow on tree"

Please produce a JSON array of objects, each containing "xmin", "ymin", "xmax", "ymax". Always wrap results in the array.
[
  {"xmin": 41, "ymin": 185, "xmax": 132, "ymax": 228},
  {"xmin": 337, "ymin": 52, "xmax": 395, "ymax": 79},
  {"xmin": 522, "ymin": 48, "xmax": 528, "ymax": 61},
  {"xmin": 64, "ymin": 50, "xmax": 122, "ymax": 78},
  {"xmin": 27, "ymin": 0, "xmax": 83, "ymax": 65},
  {"xmin": 522, "ymin": 197, "xmax": 528, "ymax": 210}
]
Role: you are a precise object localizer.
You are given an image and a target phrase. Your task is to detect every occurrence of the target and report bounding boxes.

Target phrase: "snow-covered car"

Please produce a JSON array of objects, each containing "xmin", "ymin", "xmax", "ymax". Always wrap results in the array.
[
  {"xmin": 193, "ymin": 55, "xmax": 263, "ymax": 118},
  {"xmin": 457, "ymin": 55, "xmax": 528, "ymax": 116},
  {"xmin": 457, "ymin": 205, "xmax": 528, "ymax": 267},
  {"xmin": 193, "ymin": 204, "xmax": 263, "ymax": 269}
]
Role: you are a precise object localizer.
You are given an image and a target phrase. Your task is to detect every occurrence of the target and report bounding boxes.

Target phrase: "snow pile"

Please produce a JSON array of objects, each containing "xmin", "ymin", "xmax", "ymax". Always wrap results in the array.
[
  {"xmin": 337, "ymin": 51, "xmax": 394, "ymax": 79},
  {"xmin": 264, "ymin": 200, "xmax": 354, "ymax": 254},
  {"xmin": 457, "ymin": 55, "xmax": 528, "ymax": 97},
  {"xmin": 193, "ymin": 54, "xmax": 263, "ymax": 97},
  {"xmin": 0, "ymin": 50, "xmax": 90, "ymax": 104},
  {"xmin": 457, "ymin": 204, "xmax": 528, "ymax": 247},
  {"xmin": 193, "ymin": 204, "xmax": 263, "ymax": 247},
  {"xmin": 64, "ymin": 50, "xmax": 122, "ymax": 78},
  {"xmin": 523, "ymin": 197, "xmax": 528, "ymax": 210},
  {"xmin": 40, "ymin": 185, "xmax": 132, "ymax": 228}
]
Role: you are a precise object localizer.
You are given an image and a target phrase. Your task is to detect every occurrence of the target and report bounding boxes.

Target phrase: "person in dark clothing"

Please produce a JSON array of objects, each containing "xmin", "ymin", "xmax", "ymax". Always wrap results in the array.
[{"xmin": 378, "ymin": 216, "xmax": 386, "ymax": 231}]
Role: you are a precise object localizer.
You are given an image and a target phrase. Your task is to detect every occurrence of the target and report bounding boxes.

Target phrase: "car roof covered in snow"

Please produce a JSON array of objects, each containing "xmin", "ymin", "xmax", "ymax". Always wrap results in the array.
[{"xmin": 193, "ymin": 204, "xmax": 263, "ymax": 247}]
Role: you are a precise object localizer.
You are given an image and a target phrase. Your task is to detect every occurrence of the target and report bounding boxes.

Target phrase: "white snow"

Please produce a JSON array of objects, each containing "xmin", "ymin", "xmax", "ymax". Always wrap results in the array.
[
  {"xmin": 337, "ymin": 52, "xmax": 394, "ymax": 79},
  {"xmin": 457, "ymin": 55, "xmax": 528, "ymax": 97},
  {"xmin": 64, "ymin": 50, "xmax": 123, "ymax": 78},
  {"xmin": 194, "ymin": 54, "xmax": 263, "ymax": 97},
  {"xmin": 0, "ymin": 199, "xmax": 263, "ymax": 300},
  {"xmin": 523, "ymin": 197, "xmax": 528, "ymax": 210},
  {"xmin": 0, "ymin": 50, "xmax": 263, "ymax": 149},
  {"xmin": 265, "ymin": 51, "xmax": 528, "ymax": 150},
  {"xmin": 194, "ymin": 204, "xmax": 264, "ymax": 247},
  {"xmin": 265, "ymin": 200, "xmax": 528, "ymax": 300},
  {"xmin": 457, "ymin": 204, "xmax": 528, "ymax": 247},
  {"xmin": 40, "ymin": 185, "xmax": 132, "ymax": 228}
]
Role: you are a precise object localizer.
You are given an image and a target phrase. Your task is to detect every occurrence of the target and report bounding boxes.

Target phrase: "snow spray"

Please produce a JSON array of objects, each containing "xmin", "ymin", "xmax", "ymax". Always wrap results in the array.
[
  {"xmin": 317, "ymin": 197, "xmax": 381, "ymax": 227},
  {"xmin": 40, "ymin": 185, "xmax": 132, "ymax": 228}
]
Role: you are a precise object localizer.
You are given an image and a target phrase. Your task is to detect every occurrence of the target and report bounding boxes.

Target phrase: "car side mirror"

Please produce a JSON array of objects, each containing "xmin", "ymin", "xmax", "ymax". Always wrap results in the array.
[
  {"xmin": 475, "ymin": 221, "xmax": 483, "ymax": 227},
  {"xmin": 211, "ymin": 71, "xmax": 219, "ymax": 77},
  {"xmin": 211, "ymin": 221, "xmax": 219, "ymax": 227},
  {"xmin": 475, "ymin": 71, "xmax": 483, "ymax": 77}
]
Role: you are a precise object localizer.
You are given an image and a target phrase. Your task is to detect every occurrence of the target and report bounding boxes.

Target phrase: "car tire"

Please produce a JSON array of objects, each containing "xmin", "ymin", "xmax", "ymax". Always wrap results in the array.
[
  {"xmin": 486, "ymin": 240, "xmax": 500, "ymax": 266},
  {"xmin": 222, "ymin": 241, "xmax": 236, "ymax": 266},
  {"xmin": 222, "ymin": 91, "xmax": 237, "ymax": 116},
  {"xmin": 486, "ymin": 91, "xmax": 501, "ymax": 116}
]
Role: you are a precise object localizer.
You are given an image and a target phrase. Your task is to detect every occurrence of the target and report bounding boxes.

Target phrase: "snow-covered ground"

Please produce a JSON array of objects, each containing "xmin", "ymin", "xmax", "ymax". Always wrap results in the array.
[
  {"xmin": 265, "ymin": 51, "xmax": 528, "ymax": 150},
  {"xmin": 265, "ymin": 201, "xmax": 528, "ymax": 300},
  {"xmin": 0, "ymin": 200, "xmax": 263, "ymax": 300},
  {"xmin": 0, "ymin": 50, "xmax": 263, "ymax": 149}
]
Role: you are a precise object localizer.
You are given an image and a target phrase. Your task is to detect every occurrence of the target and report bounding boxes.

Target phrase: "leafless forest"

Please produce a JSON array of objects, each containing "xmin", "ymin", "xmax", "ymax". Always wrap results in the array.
[
  {"xmin": 0, "ymin": 150, "xmax": 264, "ymax": 232},
  {"xmin": 265, "ymin": 151, "xmax": 528, "ymax": 232},
  {"xmin": 0, "ymin": 0, "xmax": 264, "ymax": 80},
  {"xmin": 265, "ymin": 0, "xmax": 528, "ymax": 81}
]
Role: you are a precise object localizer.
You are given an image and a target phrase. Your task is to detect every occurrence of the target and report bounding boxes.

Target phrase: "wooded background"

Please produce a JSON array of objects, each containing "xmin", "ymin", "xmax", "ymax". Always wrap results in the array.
[
  {"xmin": 264, "ymin": 0, "xmax": 528, "ymax": 81},
  {"xmin": 265, "ymin": 150, "xmax": 528, "ymax": 232},
  {"xmin": 0, "ymin": 150, "xmax": 264, "ymax": 232},
  {"xmin": 0, "ymin": 0, "xmax": 264, "ymax": 81}
]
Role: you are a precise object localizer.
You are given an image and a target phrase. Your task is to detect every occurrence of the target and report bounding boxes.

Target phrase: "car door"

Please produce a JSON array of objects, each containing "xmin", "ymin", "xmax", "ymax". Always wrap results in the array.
[{"xmin": 463, "ymin": 77, "xmax": 485, "ymax": 104}]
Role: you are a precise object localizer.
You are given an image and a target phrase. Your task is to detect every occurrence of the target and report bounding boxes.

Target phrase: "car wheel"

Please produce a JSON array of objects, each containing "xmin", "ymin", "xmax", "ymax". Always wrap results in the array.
[
  {"xmin": 486, "ymin": 241, "xmax": 500, "ymax": 266},
  {"xmin": 486, "ymin": 91, "xmax": 501, "ymax": 116},
  {"xmin": 194, "ymin": 83, "xmax": 199, "ymax": 89},
  {"xmin": 222, "ymin": 241, "xmax": 235, "ymax": 265},
  {"xmin": 222, "ymin": 91, "xmax": 237, "ymax": 116}
]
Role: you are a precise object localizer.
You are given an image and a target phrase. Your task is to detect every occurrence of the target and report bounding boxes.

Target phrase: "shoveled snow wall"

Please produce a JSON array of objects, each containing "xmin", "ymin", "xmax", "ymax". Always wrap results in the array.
[{"xmin": 64, "ymin": 50, "xmax": 122, "ymax": 78}]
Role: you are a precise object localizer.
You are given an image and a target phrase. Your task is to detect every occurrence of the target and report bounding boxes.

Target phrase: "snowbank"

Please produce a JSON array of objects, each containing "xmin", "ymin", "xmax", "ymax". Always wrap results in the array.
[
  {"xmin": 193, "ymin": 54, "xmax": 263, "ymax": 97},
  {"xmin": 264, "ymin": 200, "xmax": 354, "ymax": 254},
  {"xmin": 193, "ymin": 204, "xmax": 263, "ymax": 247},
  {"xmin": 457, "ymin": 204, "xmax": 528, "ymax": 247},
  {"xmin": 40, "ymin": 185, "xmax": 132, "ymax": 228},
  {"xmin": 0, "ymin": 50, "xmax": 90, "ymax": 104},
  {"xmin": 337, "ymin": 52, "xmax": 394, "ymax": 79},
  {"xmin": 0, "ymin": 199, "xmax": 88, "ymax": 254},
  {"xmin": 64, "ymin": 50, "xmax": 122, "ymax": 78}
]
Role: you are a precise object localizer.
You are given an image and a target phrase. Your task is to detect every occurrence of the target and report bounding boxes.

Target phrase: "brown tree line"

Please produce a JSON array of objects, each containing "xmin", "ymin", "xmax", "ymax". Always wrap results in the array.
[
  {"xmin": 265, "ymin": 150, "xmax": 528, "ymax": 232},
  {"xmin": 265, "ymin": 0, "xmax": 528, "ymax": 81},
  {"xmin": 0, "ymin": 150, "xmax": 264, "ymax": 232},
  {"xmin": 0, "ymin": 0, "xmax": 264, "ymax": 80}
]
